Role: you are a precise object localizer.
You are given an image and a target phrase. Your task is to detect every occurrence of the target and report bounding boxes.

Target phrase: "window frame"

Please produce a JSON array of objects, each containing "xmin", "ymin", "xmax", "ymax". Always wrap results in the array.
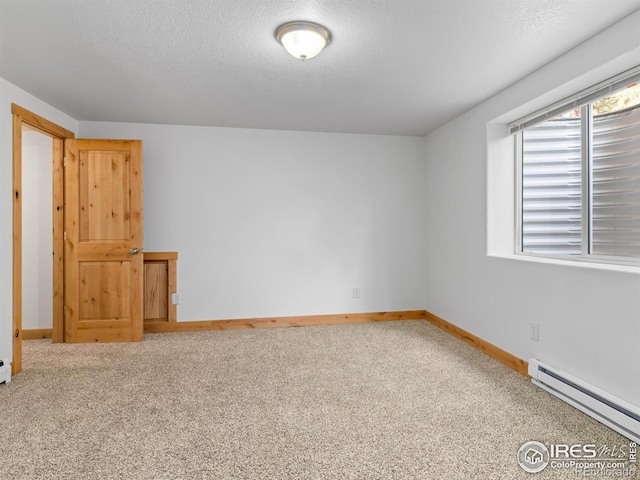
[{"xmin": 514, "ymin": 98, "xmax": 640, "ymax": 267}]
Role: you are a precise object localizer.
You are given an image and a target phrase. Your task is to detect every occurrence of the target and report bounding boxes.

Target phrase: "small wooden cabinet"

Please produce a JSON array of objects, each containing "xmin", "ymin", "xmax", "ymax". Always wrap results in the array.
[{"xmin": 143, "ymin": 252, "xmax": 178, "ymax": 324}]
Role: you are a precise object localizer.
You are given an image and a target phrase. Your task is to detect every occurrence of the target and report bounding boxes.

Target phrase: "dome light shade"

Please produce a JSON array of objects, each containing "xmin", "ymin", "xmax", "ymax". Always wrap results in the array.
[{"xmin": 275, "ymin": 21, "xmax": 331, "ymax": 60}]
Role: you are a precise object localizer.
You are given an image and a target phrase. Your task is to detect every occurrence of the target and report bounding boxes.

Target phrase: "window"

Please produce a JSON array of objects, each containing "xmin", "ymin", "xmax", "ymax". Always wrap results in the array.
[{"xmin": 511, "ymin": 68, "xmax": 640, "ymax": 264}]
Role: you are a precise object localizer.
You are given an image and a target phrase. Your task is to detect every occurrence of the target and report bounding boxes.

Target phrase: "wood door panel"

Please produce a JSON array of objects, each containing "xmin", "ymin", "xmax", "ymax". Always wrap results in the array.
[
  {"xmin": 65, "ymin": 139, "xmax": 143, "ymax": 343},
  {"xmin": 79, "ymin": 150, "xmax": 131, "ymax": 241},
  {"xmin": 144, "ymin": 261, "xmax": 167, "ymax": 320},
  {"xmin": 79, "ymin": 261, "xmax": 131, "ymax": 320}
]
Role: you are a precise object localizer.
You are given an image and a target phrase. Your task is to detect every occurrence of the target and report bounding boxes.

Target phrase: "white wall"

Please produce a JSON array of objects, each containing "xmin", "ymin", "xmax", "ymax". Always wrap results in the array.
[
  {"xmin": 22, "ymin": 130, "xmax": 53, "ymax": 330},
  {"xmin": 79, "ymin": 122, "xmax": 427, "ymax": 321},
  {"xmin": 424, "ymin": 11, "xmax": 640, "ymax": 406},
  {"xmin": 0, "ymin": 76, "xmax": 77, "ymax": 362}
]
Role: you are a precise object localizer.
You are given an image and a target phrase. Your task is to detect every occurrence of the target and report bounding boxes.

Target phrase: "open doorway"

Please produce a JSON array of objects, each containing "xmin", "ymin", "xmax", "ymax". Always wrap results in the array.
[
  {"xmin": 22, "ymin": 126, "xmax": 54, "ymax": 338},
  {"xmin": 12, "ymin": 104, "xmax": 74, "ymax": 374}
]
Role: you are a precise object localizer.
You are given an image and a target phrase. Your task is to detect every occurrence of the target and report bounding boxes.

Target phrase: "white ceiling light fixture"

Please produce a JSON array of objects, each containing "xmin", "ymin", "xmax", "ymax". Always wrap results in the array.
[{"xmin": 275, "ymin": 21, "xmax": 331, "ymax": 60}]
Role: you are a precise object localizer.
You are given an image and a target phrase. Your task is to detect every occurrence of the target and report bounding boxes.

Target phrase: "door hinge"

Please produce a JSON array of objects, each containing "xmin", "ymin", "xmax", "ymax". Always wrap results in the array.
[
  {"xmin": 64, "ymin": 306, "xmax": 67, "ymax": 315},
  {"xmin": 64, "ymin": 231, "xmax": 67, "ymax": 241},
  {"xmin": 63, "ymin": 157, "xmax": 67, "ymax": 167}
]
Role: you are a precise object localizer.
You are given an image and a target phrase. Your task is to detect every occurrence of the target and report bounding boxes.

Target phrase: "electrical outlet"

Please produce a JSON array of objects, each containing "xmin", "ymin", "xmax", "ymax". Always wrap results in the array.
[
  {"xmin": 171, "ymin": 292, "xmax": 181, "ymax": 305},
  {"xmin": 530, "ymin": 322, "xmax": 539, "ymax": 341},
  {"xmin": 352, "ymin": 287, "xmax": 361, "ymax": 298}
]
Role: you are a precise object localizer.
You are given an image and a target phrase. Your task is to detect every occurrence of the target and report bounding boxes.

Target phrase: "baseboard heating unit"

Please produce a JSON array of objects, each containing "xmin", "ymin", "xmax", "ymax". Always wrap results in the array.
[
  {"xmin": 0, "ymin": 358, "xmax": 10, "ymax": 385},
  {"xmin": 529, "ymin": 359, "xmax": 639, "ymax": 443}
]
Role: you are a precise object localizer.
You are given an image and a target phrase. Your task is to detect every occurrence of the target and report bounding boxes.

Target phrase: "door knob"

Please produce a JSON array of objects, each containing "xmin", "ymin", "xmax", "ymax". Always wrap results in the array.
[{"xmin": 130, "ymin": 248, "xmax": 140, "ymax": 255}]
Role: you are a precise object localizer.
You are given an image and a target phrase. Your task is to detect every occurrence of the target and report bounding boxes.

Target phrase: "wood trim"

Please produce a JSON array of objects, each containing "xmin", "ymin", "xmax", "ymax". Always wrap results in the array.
[
  {"xmin": 12, "ymin": 113, "xmax": 23, "ymax": 375},
  {"xmin": 11, "ymin": 104, "xmax": 75, "ymax": 139},
  {"xmin": 23, "ymin": 329, "xmax": 53, "ymax": 340},
  {"xmin": 143, "ymin": 252, "xmax": 178, "ymax": 261},
  {"xmin": 52, "ymin": 137, "xmax": 64, "ymax": 343},
  {"xmin": 130, "ymin": 140, "xmax": 144, "ymax": 342},
  {"xmin": 144, "ymin": 310, "xmax": 427, "ymax": 333},
  {"xmin": 424, "ymin": 310, "xmax": 529, "ymax": 377},
  {"xmin": 167, "ymin": 255, "xmax": 177, "ymax": 322}
]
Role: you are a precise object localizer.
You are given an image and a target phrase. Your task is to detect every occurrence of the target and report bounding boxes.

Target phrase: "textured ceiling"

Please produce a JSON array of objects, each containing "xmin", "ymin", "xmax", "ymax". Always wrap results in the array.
[{"xmin": 1, "ymin": 0, "xmax": 639, "ymax": 136}]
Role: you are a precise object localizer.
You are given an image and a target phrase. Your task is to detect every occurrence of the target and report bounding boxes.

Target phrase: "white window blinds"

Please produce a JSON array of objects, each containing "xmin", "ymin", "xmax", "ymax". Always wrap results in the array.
[
  {"xmin": 591, "ymin": 105, "xmax": 640, "ymax": 257},
  {"xmin": 521, "ymin": 117, "xmax": 582, "ymax": 255}
]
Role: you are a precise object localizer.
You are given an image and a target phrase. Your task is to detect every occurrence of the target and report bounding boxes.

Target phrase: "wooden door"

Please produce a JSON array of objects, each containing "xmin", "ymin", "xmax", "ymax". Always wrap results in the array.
[{"xmin": 64, "ymin": 139, "xmax": 143, "ymax": 342}]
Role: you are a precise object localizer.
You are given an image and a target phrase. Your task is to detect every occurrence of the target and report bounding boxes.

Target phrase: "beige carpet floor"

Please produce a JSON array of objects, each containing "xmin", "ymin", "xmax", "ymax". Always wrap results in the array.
[{"xmin": 0, "ymin": 320, "xmax": 633, "ymax": 479}]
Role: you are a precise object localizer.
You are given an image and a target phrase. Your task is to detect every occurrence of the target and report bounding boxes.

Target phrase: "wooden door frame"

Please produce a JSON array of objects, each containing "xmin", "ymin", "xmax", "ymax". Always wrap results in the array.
[{"xmin": 11, "ymin": 104, "xmax": 74, "ymax": 374}]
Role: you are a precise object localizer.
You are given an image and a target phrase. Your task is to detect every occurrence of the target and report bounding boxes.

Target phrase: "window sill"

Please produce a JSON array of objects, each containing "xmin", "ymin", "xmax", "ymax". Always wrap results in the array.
[{"xmin": 487, "ymin": 251, "xmax": 640, "ymax": 274}]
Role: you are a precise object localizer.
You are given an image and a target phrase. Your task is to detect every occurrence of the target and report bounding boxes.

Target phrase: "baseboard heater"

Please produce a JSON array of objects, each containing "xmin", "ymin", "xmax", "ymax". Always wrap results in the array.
[
  {"xmin": 529, "ymin": 359, "xmax": 640, "ymax": 443},
  {"xmin": 0, "ymin": 358, "xmax": 10, "ymax": 385}
]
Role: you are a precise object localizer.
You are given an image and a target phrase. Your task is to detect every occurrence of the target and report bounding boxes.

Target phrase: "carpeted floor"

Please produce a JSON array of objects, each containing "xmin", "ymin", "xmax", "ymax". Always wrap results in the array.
[{"xmin": 0, "ymin": 320, "xmax": 634, "ymax": 479}]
